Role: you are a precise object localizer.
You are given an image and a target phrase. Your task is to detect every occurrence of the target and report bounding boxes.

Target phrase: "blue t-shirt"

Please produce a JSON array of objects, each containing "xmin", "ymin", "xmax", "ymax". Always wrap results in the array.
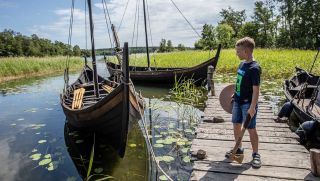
[{"xmin": 234, "ymin": 60, "xmax": 261, "ymax": 104}]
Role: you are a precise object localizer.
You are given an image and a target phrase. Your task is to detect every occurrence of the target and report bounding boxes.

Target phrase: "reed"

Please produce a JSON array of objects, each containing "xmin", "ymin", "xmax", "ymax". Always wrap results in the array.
[
  {"xmin": 0, "ymin": 56, "xmax": 83, "ymax": 79},
  {"xmin": 109, "ymin": 49, "xmax": 320, "ymax": 80}
]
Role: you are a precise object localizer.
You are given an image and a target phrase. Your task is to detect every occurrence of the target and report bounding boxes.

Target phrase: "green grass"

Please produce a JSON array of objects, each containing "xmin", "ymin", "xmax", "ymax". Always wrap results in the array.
[
  {"xmin": 110, "ymin": 49, "xmax": 320, "ymax": 80},
  {"xmin": 0, "ymin": 56, "xmax": 83, "ymax": 79}
]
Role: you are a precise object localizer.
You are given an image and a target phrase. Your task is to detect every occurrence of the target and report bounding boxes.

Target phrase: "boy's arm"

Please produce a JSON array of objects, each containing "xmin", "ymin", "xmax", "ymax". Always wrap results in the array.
[{"xmin": 248, "ymin": 85, "xmax": 259, "ymax": 118}]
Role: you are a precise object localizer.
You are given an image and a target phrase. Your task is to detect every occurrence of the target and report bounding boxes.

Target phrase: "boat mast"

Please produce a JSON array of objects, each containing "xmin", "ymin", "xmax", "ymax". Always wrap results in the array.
[
  {"xmin": 142, "ymin": 0, "xmax": 151, "ymax": 69},
  {"xmin": 87, "ymin": 0, "xmax": 99, "ymax": 98}
]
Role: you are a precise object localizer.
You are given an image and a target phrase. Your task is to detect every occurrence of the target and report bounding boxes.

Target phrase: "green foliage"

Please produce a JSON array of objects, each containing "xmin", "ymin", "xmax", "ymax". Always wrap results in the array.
[
  {"xmin": 167, "ymin": 40, "xmax": 174, "ymax": 52},
  {"xmin": 159, "ymin": 39, "xmax": 167, "ymax": 52},
  {"xmin": 0, "ymin": 29, "xmax": 81, "ymax": 57},
  {"xmin": 216, "ymin": 24, "xmax": 235, "ymax": 48},
  {"xmin": 110, "ymin": 49, "xmax": 320, "ymax": 80},
  {"xmin": 194, "ymin": 24, "xmax": 217, "ymax": 50},
  {"xmin": 0, "ymin": 56, "xmax": 83, "ymax": 79},
  {"xmin": 238, "ymin": 22, "xmax": 259, "ymax": 41},
  {"xmin": 219, "ymin": 6, "xmax": 246, "ymax": 37},
  {"xmin": 177, "ymin": 44, "xmax": 186, "ymax": 51}
]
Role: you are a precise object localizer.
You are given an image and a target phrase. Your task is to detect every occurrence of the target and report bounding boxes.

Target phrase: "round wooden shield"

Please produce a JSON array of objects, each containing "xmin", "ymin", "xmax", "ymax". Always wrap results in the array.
[{"xmin": 219, "ymin": 84, "xmax": 235, "ymax": 114}]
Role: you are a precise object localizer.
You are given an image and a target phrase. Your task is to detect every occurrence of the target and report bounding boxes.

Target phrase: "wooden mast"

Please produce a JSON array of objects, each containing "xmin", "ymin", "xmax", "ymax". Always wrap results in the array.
[
  {"xmin": 87, "ymin": 0, "xmax": 99, "ymax": 98},
  {"xmin": 111, "ymin": 24, "xmax": 123, "ymax": 69},
  {"xmin": 142, "ymin": 0, "xmax": 151, "ymax": 69}
]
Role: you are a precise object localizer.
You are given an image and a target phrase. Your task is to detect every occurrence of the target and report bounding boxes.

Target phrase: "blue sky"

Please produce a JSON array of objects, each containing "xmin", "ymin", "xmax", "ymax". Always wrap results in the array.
[{"xmin": 0, "ymin": 0, "xmax": 255, "ymax": 48}]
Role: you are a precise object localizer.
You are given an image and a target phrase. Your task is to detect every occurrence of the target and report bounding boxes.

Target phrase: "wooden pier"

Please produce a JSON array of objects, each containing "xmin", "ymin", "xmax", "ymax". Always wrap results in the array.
[{"xmin": 190, "ymin": 83, "xmax": 320, "ymax": 181}]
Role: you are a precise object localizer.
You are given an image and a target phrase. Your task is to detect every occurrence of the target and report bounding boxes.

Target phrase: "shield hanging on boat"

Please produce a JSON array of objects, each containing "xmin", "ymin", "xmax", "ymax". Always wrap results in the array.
[{"xmin": 219, "ymin": 84, "xmax": 235, "ymax": 114}]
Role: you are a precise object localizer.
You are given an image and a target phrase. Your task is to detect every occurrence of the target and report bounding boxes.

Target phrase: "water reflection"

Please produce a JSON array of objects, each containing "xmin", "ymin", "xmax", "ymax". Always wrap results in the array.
[{"xmin": 64, "ymin": 122, "xmax": 149, "ymax": 181}]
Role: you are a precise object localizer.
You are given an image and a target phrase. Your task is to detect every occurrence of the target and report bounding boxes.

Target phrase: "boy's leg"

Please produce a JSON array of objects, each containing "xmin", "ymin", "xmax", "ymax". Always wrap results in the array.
[
  {"xmin": 226, "ymin": 102, "xmax": 244, "ymax": 158},
  {"xmin": 244, "ymin": 104, "xmax": 261, "ymax": 168},
  {"xmin": 248, "ymin": 128, "xmax": 259, "ymax": 153}
]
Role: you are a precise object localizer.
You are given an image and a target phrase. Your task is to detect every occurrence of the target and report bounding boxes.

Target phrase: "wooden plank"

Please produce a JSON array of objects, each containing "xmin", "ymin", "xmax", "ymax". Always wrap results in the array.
[
  {"xmin": 190, "ymin": 170, "xmax": 313, "ymax": 181},
  {"xmin": 198, "ymin": 123, "xmax": 290, "ymax": 130},
  {"xmin": 196, "ymin": 133, "xmax": 299, "ymax": 144},
  {"xmin": 202, "ymin": 117, "xmax": 281, "ymax": 123},
  {"xmin": 196, "ymin": 128, "xmax": 299, "ymax": 139},
  {"xmin": 191, "ymin": 145, "xmax": 310, "ymax": 169},
  {"xmin": 191, "ymin": 139, "xmax": 308, "ymax": 153},
  {"xmin": 193, "ymin": 161, "xmax": 318, "ymax": 180}
]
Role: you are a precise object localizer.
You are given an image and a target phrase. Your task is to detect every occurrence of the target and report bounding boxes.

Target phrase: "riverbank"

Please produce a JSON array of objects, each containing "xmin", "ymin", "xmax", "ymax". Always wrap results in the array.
[
  {"xmin": 111, "ymin": 49, "xmax": 320, "ymax": 80},
  {"xmin": 0, "ymin": 56, "xmax": 83, "ymax": 83}
]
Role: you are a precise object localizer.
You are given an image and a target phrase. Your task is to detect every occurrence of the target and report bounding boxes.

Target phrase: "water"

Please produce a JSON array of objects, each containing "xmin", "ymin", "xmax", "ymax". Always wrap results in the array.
[{"xmin": 0, "ymin": 61, "xmax": 288, "ymax": 180}]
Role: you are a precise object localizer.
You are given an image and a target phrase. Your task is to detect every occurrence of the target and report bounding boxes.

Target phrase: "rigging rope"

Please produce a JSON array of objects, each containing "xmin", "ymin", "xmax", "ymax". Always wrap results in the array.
[
  {"xmin": 85, "ymin": 0, "xmax": 88, "ymax": 52},
  {"xmin": 118, "ymin": 0, "xmax": 131, "ymax": 32},
  {"xmin": 146, "ymin": 0, "xmax": 157, "ymax": 67},
  {"xmin": 64, "ymin": 0, "xmax": 75, "ymax": 88},
  {"xmin": 169, "ymin": 0, "xmax": 201, "ymax": 38},
  {"xmin": 102, "ymin": 0, "xmax": 114, "ymax": 49}
]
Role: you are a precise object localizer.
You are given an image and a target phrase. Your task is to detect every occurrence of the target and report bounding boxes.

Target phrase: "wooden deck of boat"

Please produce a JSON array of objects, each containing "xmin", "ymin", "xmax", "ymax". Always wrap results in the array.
[{"xmin": 190, "ymin": 83, "xmax": 320, "ymax": 181}]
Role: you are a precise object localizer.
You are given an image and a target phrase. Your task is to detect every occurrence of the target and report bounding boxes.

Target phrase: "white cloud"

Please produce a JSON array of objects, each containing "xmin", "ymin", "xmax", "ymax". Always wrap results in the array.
[{"xmin": 32, "ymin": 0, "xmax": 255, "ymax": 48}]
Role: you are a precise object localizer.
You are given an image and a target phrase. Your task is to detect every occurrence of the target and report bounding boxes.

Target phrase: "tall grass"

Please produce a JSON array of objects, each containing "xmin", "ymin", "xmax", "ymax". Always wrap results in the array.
[
  {"xmin": 0, "ymin": 56, "xmax": 83, "ymax": 78},
  {"xmin": 109, "ymin": 49, "xmax": 320, "ymax": 80}
]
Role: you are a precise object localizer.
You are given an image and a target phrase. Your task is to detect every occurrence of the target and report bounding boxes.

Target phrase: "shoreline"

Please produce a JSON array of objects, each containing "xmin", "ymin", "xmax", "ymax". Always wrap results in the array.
[{"xmin": 0, "ymin": 67, "xmax": 82, "ymax": 84}]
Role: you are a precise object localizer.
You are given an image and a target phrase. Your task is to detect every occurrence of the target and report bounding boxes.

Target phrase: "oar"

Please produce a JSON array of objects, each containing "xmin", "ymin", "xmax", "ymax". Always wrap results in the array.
[{"xmin": 229, "ymin": 114, "xmax": 252, "ymax": 163}]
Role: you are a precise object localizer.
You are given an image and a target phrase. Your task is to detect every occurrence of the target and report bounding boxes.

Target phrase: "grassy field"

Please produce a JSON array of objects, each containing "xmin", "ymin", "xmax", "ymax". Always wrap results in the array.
[
  {"xmin": 110, "ymin": 49, "xmax": 320, "ymax": 80},
  {"xmin": 0, "ymin": 56, "xmax": 83, "ymax": 82}
]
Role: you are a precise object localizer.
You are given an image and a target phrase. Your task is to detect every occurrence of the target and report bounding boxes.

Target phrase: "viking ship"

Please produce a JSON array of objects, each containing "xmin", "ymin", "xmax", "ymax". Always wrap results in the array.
[{"xmin": 60, "ymin": 0, "xmax": 143, "ymax": 157}]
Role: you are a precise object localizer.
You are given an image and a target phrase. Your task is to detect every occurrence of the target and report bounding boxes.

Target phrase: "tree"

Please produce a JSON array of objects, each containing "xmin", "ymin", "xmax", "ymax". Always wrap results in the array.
[
  {"xmin": 216, "ymin": 24, "xmax": 235, "ymax": 48},
  {"xmin": 201, "ymin": 24, "xmax": 217, "ymax": 50},
  {"xmin": 159, "ymin": 39, "xmax": 167, "ymax": 52},
  {"xmin": 219, "ymin": 6, "xmax": 246, "ymax": 38},
  {"xmin": 167, "ymin": 40, "xmax": 174, "ymax": 52},
  {"xmin": 177, "ymin": 43, "xmax": 186, "ymax": 51},
  {"xmin": 73, "ymin": 45, "xmax": 81, "ymax": 56},
  {"xmin": 252, "ymin": 0, "xmax": 278, "ymax": 47},
  {"xmin": 238, "ymin": 22, "xmax": 259, "ymax": 41}
]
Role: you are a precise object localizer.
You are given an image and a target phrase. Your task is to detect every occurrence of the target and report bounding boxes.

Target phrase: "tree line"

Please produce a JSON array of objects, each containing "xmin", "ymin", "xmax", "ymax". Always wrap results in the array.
[
  {"xmin": 195, "ymin": 0, "xmax": 320, "ymax": 50},
  {"xmin": 0, "ymin": 29, "xmax": 82, "ymax": 57}
]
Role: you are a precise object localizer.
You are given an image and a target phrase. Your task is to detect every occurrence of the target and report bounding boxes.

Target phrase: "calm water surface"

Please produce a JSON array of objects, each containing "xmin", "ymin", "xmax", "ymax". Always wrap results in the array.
[{"xmin": 0, "ymin": 64, "xmax": 286, "ymax": 181}]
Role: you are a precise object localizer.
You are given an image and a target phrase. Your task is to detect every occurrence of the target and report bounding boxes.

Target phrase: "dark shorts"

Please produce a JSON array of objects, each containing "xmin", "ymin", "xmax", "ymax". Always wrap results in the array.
[{"xmin": 232, "ymin": 102, "xmax": 258, "ymax": 129}]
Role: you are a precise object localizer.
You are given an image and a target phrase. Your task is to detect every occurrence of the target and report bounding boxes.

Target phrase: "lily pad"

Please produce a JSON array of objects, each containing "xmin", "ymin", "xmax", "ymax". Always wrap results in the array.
[
  {"xmin": 94, "ymin": 167, "xmax": 103, "ymax": 173},
  {"xmin": 181, "ymin": 148, "xmax": 189, "ymax": 153},
  {"xmin": 155, "ymin": 156, "xmax": 163, "ymax": 161},
  {"xmin": 44, "ymin": 154, "xmax": 51, "ymax": 159},
  {"xmin": 47, "ymin": 161, "xmax": 58, "ymax": 171},
  {"xmin": 154, "ymin": 135, "xmax": 162, "ymax": 138},
  {"xmin": 153, "ymin": 144, "xmax": 164, "ymax": 148},
  {"xmin": 32, "ymin": 149, "xmax": 38, "ymax": 153},
  {"xmin": 38, "ymin": 140, "xmax": 47, "ymax": 144},
  {"xmin": 162, "ymin": 156, "xmax": 174, "ymax": 163},
  {"xmin": 129, "ymin": 144, "xmax": 136, "ymax": 148},
  {"xmin": 176, "ymin": 141, "xmax": 185, "ymax": 146},
  {"xmin": 160, "ymin": 132, "xmax": 168, "ymax": 135},
  {"xmin": 39, "ymin": 158, "xmax": 51, "ymax": 166},
  {"xmin": 156, "ymin": 139, "xmax": 164, "ymax": 144},
  {"xmin": 183, "ymin": 156, "xmax": 191, "ymax": 163},
  {"xmin": 159, "ymin": 175, "xmax": 168, "ymax": 180},
  {"xmin": 30, "ymin": 153, "xmax": 42, "ymax": 161},
  {"xmin": 184, "ymin": 129, "xmax": 193, "ymax": 133},
  {"xmin": 154, "ymin": 125, "xmax": 160, "ymax": 128}
]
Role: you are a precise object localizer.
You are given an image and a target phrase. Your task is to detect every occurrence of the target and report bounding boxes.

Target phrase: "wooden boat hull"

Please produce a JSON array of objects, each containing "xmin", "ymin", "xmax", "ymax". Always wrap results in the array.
[
  {"xmin": 107, "ymin": 45, "xmax": 221, "ymax": 86},
  {"xmin": 283, "ymin": 67, "xmax": 320, "ymax": 123},
  {"xmin": 61, "ymin": 66, "xmax": 144, "ymax": 157}
]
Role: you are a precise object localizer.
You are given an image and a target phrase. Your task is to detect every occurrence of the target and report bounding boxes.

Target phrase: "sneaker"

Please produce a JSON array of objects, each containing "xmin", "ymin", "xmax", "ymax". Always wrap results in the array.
[
  {"xmin": 225, "ymin": 148, "xmax": 244, "ymax": 159},
  {"xmin": 251, "ymin": 153, "xmax": 261, "ymax": 168}
]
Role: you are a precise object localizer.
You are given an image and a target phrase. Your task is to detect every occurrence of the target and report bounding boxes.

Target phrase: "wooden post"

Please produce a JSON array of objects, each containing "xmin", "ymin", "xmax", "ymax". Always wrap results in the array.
[
  {"xmin": 310, "ymin": 148, "xmax": 320, "ymax": 177},
  {"xmin": 207, "ymin": 65, "xmax": 215, "ymax": 96}
]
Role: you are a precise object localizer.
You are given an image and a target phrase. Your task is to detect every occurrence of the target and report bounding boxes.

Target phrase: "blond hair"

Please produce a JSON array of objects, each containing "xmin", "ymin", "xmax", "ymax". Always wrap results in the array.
[{"xmin": 236, "ymin": 37, "xmax": 255, "ymax": 51}]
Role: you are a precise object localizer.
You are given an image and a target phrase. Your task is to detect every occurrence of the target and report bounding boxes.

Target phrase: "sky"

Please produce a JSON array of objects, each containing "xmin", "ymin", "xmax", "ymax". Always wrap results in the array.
[{"xmin": 0, "ymin": 0, "xmax": 255, "ymax": 49}]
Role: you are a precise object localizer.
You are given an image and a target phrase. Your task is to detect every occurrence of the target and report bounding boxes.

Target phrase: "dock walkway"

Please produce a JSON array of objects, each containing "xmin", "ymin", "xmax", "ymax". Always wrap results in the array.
[{"xmin": 190, "ymin": 84, "xmax": 320, "ymax": 180}]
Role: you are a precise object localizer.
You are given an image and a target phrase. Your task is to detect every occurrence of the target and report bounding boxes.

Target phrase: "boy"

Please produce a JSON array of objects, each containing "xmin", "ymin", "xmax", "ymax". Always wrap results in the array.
[{"xmin": 225, "ymin": 37, "xmax": 262, "ymax": 168}]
